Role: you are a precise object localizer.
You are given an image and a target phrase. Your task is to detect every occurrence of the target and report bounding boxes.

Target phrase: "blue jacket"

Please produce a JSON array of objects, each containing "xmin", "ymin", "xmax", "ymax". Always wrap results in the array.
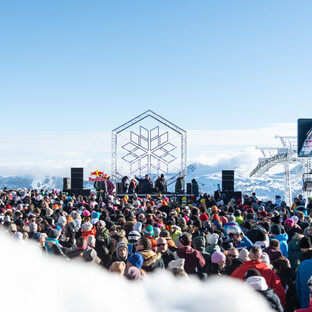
[
  {"xmin": 271, "ymin": 233, "xmax": 288, "ymax": 258},
  {"xmin": 296, "ymin": 258, "xmax": 312, "ymax": 308},
  {"xmin": 236, "ymin": 235, "xmax": 253, "ymax": 250}
]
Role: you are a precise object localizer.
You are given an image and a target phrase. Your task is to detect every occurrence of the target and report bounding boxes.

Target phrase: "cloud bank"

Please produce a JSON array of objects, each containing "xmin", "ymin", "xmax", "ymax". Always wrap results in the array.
[{"xmin": 0, "ymin": 123, "xmax": 296, "ymax": 176}]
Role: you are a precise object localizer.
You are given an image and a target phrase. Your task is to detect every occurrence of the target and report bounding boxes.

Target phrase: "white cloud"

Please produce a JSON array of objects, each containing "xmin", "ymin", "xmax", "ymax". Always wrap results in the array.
[{"xmin": 0, "ymin": 123, "xmax": 297, "ymax": 176}]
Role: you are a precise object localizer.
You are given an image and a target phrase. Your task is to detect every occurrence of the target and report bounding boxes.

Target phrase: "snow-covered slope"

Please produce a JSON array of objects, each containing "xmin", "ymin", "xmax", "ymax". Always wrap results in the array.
[{"xmin": 0, "ymin": 163, "xmax": 304, "ymax": 202}]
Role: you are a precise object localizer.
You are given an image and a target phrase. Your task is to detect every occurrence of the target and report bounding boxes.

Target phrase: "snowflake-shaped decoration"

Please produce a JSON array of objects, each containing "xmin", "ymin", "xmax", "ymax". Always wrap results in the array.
[{"xmin": 122, "ymin": 126, "xmax": 177, "ymax": 174}]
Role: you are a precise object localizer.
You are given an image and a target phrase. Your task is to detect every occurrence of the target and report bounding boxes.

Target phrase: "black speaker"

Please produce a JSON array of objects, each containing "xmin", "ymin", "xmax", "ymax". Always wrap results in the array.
[
  {"xmin": 116, "ymin": 182, "xmax": 123, "ymax": 194},
  {"xmin": 63, "ymin": 178, "xmax": 71, "ymax": 190},
  {"xmin": 71, "ymin": 168, "xmax": 83, "ymax": 189},
  {"xmin": 186, "ymin": 183, "xmax": 192, "ymax": 194},
  {"xmin": 222, "ymin": 170, "xmax": 234, "ymax": 191}
]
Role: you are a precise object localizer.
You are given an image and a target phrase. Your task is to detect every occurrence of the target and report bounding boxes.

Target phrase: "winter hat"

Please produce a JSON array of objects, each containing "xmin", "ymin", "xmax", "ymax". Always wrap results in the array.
[
  {"xmin": 239, "ymin": 248, "xmax": 250, "ymax": 262},
  {"xmin": 82, "ymin": 222, "xmax": 93, "ymax": 232},
  {"xmin": 284, "ymin": 218, "xmax": 295, "ymax": 228},
  {"xmin": 213, "ymin": 220, "xmax": 221, "ymax": 229},
  {"xmin": 133, "ymin": 222, "xmax": 142, "ymax": 233},
  {"xmin": 291, "ymin": 216, "xmax": 299, "ymax": 224},
  {"xmin": 243, "ymin": 269, "xmax": 261, "ymax": 280},
  {"xmin": 245, "ymin": 276, "xmax": 268, "ymax": 291},
  {"xmin": 128, "ymin": 230, "xmax": 141, "ymax": 241},
  {"xmin": 208, "ymin": 233, "xmax": 219, "ymax": 245},
  {"xmin": 58, "ymin": 216, "xmax": 66, "ymax": 226},
  {"xmin": 212, "ymin": 214, "xmax": 220, "ymax": 222},
  {"xmin": 168, "ymin": 258, "xmax": 185, "ymax": 271},
  {"xmin": 159, "ymin": 230, "xmax": 171, "ymax": 239},
  {"xmin": 211, "ymin": 251, "xmax": 226, "ymax": 264},
  {"xmin": 193, "ymin": 218, "xmax": 202, "ymax": 228},
  {"xmin": 179, "ymin": 233, "xmax": 192, "ymax": 246},
  {"xmin": 28, "ymin": 222, "xmax": 37, "ymax": 232},
  {"xmin": 178, "ymin": 218, "xmax": 187, "ymax": 231},
  {"xmin": 228, "ymin": 215, "xmax": 236, "ymax": 222},
  {"xmin": 48, "ymin": 229, "xmax": 59, "ymax": 239},
  {"xmin": 125, "ymin": 266, "xmax": 141, "ymax": 280},
  {"xmin": 300, "ymin": 237, "xmax": 312, "ymax": 249},
  {"xmin": 219, "ymin": 216, "xmax": 228, "ymax": 225},
  {"xmin": 259, "ymin": 211, "xmax": 267, "ymax": 218},
  {"xmin": 127, "ymin": 253, "xmax": 144, "ymax": 269},
  {"xmin": 83, "ymin": 210, "xmax": 91, "ymax": 217},
  {"xmin": 83, "ymin": 248, "xmax": 100, "ymax": 264},
  {"xmin": 91, "ymin": 211, "xmax": 100, "ymax": 219},
  {"xmin": 13, "ymin": 232, "xmax": 23, "ymax": 240},
  {"xmin": 271, "ymin": 224, "xmax": 282, "ymax": 235},
  {"xmin": 153, "ymin": 227, "xmax": 161, "ymax": 238},
  {"xmin": 15, "ymin": 219, "xmax": 24, "ymax": 228},
  {"xmin": 143, "ymin": 225, "xmax": 154, "ymax": 237}
]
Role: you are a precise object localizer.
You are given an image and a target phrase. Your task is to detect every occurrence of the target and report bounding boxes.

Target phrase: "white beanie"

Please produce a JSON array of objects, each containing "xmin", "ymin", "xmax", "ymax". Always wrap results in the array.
[
  {"xmin": 207, "ymin": 233, "xmax": 219, "ymax": 245},
  {"xmin": 133, "ymin": 222, "xmax": 142, "ymax": 233},
  {"xmin": 168, "ymin": 258, "xmax": 185, "ymax": 271}
]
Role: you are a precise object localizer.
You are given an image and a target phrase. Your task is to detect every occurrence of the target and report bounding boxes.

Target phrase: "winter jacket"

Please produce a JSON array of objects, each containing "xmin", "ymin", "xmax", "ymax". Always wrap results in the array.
[
  {"xmin": 206, "ymin": 262, "xmax": 223, "ymax": 276},
  {"xmin": 224, "ymin": 258, "xmax": 243, "ymax": 276},
  {"xmin": 296, "ymin": 258, "xmax": 312, "ymax": 308},
  {"xmin": 155, "ymin": 177, "xmax": 167, "ymax": 193},
  {"xmin": 262, "ymin": 246, "xmax": 283, "ymax": 264},
  {"xmin": 231, "ymin": 260, "xmax": 286, "ymax": 307},
  {"xmin": 259, "ymin": 288, "xmax": 283, "ymax": 312},
  {"xmin": 161, "ymin": 249, "xmax": 178, "ymax": 268},
  {"xmin": 177, "ymin": 246, "xmax": 206, "ymax": 275},
  {"xmin": 287, "ymin": 234, "xmax": 303, "ymax": 272},
  {"xmin": 271, "ymin": 233, "xmax": 288, "ymax": 258},
  {"xmin": 236, "ymin": 235, "xmax": 253, "ymax": 250},
  {"xmin": 81, "ymin": 228, "xmax": 96, "ymax": 241},
  {"xmin": 170, "ymin": 227, "xmax": 182, "ymax": 244},
  {"xmin": 206, "ymin": 242, "xmax": 220, "ymax": 255},
  {"xmin": 137, "ymin": 178, "xmax": 153, "ymax": 194},
  {"xmin": 138, "ymin": 249, "xmax": 165, "ymax": 272},
  {"xmin": 235, "ymin": 216, "xmax": 244, "ymax": 226}
]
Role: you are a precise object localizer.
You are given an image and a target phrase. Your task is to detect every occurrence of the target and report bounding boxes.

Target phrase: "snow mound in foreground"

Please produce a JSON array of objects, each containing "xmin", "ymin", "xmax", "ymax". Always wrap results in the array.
[{"xmin": 0, "ymin": 233, "xmax": 272, "ymax": 312}]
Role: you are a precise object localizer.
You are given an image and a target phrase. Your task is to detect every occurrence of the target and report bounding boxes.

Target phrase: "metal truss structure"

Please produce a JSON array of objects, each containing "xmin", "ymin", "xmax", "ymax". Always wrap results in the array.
[
  {"xmin": 111, "ymin": 110, "xmax": 187, "ymax": 187},
  {"xmin": 250, "ymin": 136, "xmax": 303, "ymax": 205}
]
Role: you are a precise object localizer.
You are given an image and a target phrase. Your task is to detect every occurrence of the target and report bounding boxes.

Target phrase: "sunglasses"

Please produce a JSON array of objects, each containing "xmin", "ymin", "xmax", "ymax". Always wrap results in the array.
[
  {"xmin": 157, "ymin": 243, "xmax": 166, "ymax": 247},
  {"xmin": 228, "ymin": 254, "xmax": 237, "ymax": 258}
]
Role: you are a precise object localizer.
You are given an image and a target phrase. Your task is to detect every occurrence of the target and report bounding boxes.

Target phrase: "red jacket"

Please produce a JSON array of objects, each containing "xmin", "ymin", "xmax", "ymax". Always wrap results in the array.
[
  {"xmin": 177, "ymin": 246, "xmax": 206, "ymax": 274},
  {"xmin": 81, "ymin": 228, "xmax": 96, "ymax": 240},
  {"xmin": 231, "ymin": 260, "xmax": 285, "ymax": 307}
]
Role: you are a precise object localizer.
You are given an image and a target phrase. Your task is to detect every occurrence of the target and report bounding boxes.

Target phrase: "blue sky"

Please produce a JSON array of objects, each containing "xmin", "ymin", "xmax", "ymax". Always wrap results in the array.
[{"xmin": 0, "ymin": 1, "xmax": 310, "ymax": 176}]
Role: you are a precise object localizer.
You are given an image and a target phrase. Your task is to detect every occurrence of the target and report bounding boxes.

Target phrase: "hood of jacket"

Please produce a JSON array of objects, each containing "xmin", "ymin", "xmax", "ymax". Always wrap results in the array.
[
  {"xmin": 273, "ymin": 233, "xmax": 288, "ymax": 242},
  {"xmin": 138, "ymin": 249, "xmax": 161, "ymax": 267}
]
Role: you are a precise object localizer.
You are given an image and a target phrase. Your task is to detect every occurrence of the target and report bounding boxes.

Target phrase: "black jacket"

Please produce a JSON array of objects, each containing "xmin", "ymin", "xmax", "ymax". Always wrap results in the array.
[{"xmin": 161, "ymin": 249, "xmax": 178, "ymax": 268}]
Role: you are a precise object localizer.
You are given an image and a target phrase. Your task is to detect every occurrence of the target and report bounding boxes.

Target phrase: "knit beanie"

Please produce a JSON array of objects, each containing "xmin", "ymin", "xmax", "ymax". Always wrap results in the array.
[
  {"xmin": 143, "ymin": 225, "xmax": 154, "ymax": 237},
  {"xmin": 133, "ymin": 222, "xmax": 142, "ymax": 233},
  {"xmin": 300, "ymin": 237, "xmax": 312, "ymax": 249},
  {"xmin": 284, "ymin": 218, "xmax": 295, "ymax": 228},
  {"xmin": 207, "ymin": 233, "xmax": 219, "ymax": 245},
  {"xmin": 271, "ymin": 224, "xmax": 282, "ymax": 235},
  {"xmin": 239, "ymin": 248, "xmax": 250, "ymax": 262},
  {"xmin": 211, "ymin": 251, "xmax": 225, "ymax": 264}
]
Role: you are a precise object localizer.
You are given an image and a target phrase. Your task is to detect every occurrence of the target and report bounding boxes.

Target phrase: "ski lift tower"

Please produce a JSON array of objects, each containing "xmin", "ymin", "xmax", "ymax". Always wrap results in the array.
[{"xmin": 250, "ymin": 136, "xmax": 299, "ymax": 206}]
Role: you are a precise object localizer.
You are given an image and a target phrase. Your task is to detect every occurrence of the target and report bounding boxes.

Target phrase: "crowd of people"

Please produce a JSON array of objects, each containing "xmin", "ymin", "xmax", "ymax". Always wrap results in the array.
[{"xmin": 1, "ymin": 186, "xmax": 312, "ymax": 311}]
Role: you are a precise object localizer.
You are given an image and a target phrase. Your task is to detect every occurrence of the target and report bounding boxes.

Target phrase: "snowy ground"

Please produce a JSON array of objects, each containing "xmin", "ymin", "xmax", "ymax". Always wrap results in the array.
[{"xmin": 0, "ymin": 232, "xmax": 273, "ymax": 312}]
